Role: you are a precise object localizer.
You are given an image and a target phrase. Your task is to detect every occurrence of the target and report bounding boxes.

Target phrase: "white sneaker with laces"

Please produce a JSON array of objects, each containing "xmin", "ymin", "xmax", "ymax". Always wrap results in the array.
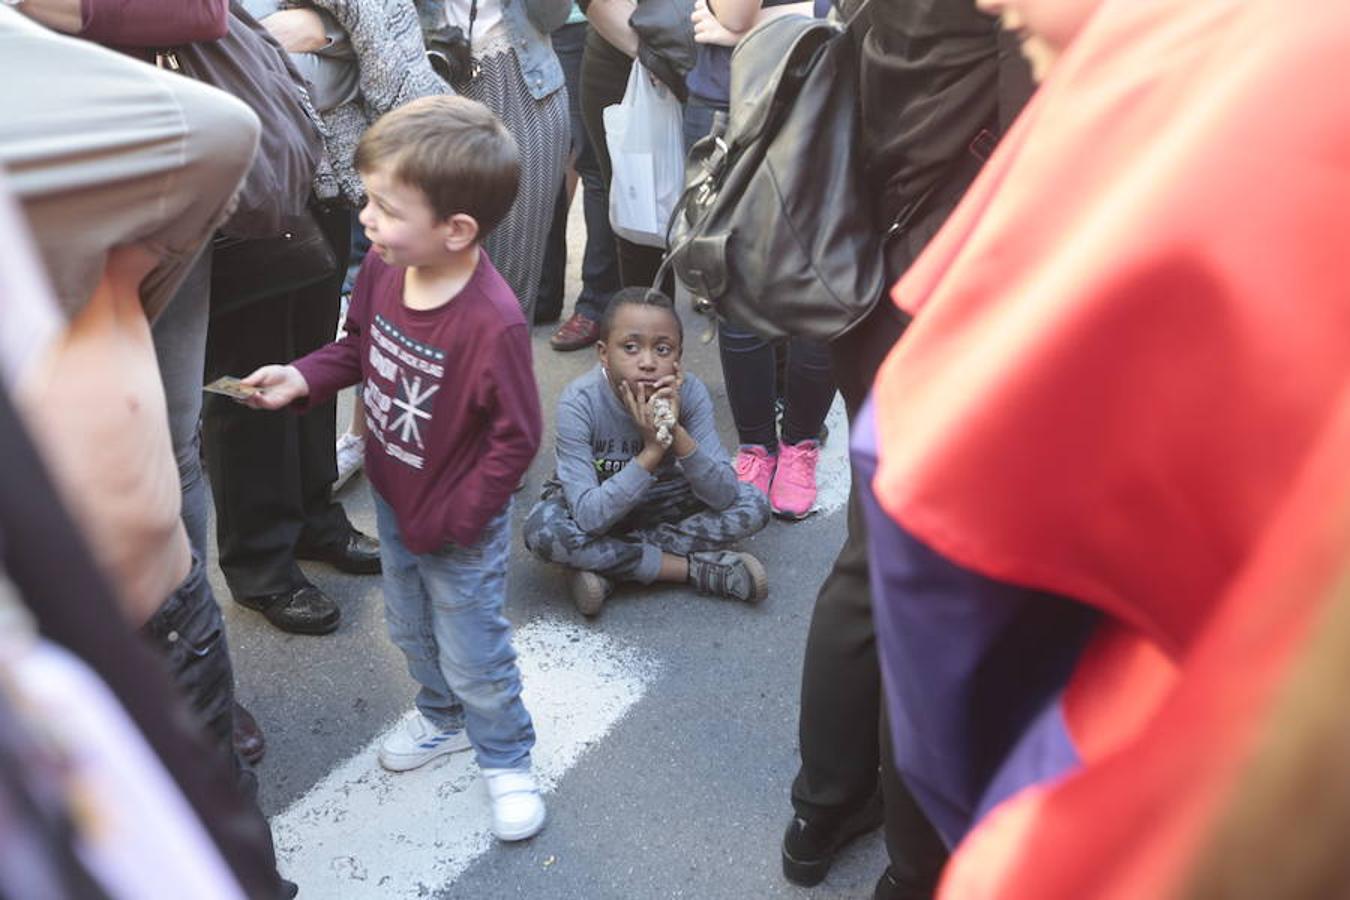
[
  {"xmin": 333, "ymin": 431, "xmax": 365, "ymax": 492},
  {"xmin": 482, "ymin": 767, "xmax": 546, "ymax": 841},
  {"xmin": 378, "ymin": 713, "xmax": 471, "ymax": 772}
]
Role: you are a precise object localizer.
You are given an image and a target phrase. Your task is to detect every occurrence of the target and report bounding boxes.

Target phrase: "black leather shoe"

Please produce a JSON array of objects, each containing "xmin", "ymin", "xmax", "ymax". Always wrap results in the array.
[
  {"xmin": 782, "ymin": 796, "xmax": 885, "ymax": 887},
  {"xmin": 874, "ymin": 867, "xmax": 935, "ymax": 900},
  {"xmin": 296, "ymin": 530, "xmax": 382, "ymax": 575},
  {"xmin": 235, "ymin": 585, "xmax": 340, "ymax": 635},
  {"xmin": 233, "ymin": 701, "xmax": 265, "ymax": 766}
]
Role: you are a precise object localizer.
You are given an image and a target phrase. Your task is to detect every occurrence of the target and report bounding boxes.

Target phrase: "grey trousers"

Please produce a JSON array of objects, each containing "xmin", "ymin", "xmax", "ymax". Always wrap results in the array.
[
  {"xmin": 0, "ymin": 8, "xmax": 258, "ymax": 321},
  {"xmin": 523, "ymin": 482, "xmax": 770, "ymax": 583}
]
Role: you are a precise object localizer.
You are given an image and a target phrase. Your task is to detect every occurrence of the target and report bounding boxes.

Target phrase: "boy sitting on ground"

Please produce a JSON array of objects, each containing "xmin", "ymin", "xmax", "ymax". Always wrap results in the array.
[
  {"xmin": 524, "ymin": 287, "xmax": 771, "ymax": 616},
  {"xmin": 239, "ymin": 96, "xmax": 547, "ymax": 842}
]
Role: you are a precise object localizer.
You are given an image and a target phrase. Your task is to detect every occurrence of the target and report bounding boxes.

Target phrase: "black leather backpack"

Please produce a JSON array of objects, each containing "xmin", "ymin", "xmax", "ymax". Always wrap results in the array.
[
  {"xmin": 664, "ymin": 5, "xmax": 887, "ymax": 341},
  {"xmin": 161, "ymin": 1, "xmax": 325, "ymax": 240}
]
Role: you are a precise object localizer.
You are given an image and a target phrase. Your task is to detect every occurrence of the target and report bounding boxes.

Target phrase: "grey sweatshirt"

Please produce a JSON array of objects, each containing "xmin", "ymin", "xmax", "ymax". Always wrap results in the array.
[{"xmin": 553, "ymin": 365, "xmax": 738, "ymax": 535}]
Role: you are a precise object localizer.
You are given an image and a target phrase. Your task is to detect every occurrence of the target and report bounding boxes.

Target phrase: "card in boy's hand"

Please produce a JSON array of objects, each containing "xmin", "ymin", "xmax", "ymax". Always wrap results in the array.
[{"xmin": 204, "ymin": 376, "xmax": 259, "ymax": 401}]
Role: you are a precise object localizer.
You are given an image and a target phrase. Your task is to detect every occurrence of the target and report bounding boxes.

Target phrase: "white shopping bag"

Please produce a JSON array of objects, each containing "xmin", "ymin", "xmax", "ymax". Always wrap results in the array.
[{"xmin": 603, "ymin": 61, "xmax": 685, "ymax": 248}]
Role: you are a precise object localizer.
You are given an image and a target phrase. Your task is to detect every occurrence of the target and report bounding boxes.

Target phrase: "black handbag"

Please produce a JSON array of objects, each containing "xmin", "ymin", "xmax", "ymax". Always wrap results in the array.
[
  {"xmin": 664, "ymin": 3, "xmax": 889, "ymax": 341},
  {"xmin": 630, "ymin": 0, "xmax": 696, "ymax": 102},
  {"xmin": 160, "ymin": 2, "xmax": 325, "ymax": 240},
  {"xmin": 208, "ymin": 212, "xmax": 338, "ymax": 316}
]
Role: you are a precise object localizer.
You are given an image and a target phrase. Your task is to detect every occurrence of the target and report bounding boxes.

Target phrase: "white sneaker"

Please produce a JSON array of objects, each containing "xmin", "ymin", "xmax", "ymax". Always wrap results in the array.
[
  {"xmin": 481, "ymin": 767, "xmax": 546, "ymax": 841},
  {"xmin": 333, "ymin": 431, "xmax": 365, "ymax": 492},
  {"xmin": 378, "ymin": 713, "xmax": 472, "ymax": 772}
]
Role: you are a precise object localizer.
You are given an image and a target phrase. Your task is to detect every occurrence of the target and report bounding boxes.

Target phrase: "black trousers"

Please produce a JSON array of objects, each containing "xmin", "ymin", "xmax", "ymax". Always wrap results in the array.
[
  {"xmin": 791, "ymin": 294, "xmax": 948, "ymax": 896},
  {"xmin": 203, "ymin": 204, "xmax": 354, "ymax": 601},
  {"xmin": 579, "ymin": 27, "xmax": 673, "ymax": 295},
  {"xmin": 536, "ymin": 20, "xmax": 621, "ymax": 322}
]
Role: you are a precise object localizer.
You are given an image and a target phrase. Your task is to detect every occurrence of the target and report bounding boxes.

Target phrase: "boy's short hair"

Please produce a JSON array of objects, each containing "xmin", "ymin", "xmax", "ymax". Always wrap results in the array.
[
  {"xmin": 599, "ymin": 287, "xmax": 684, "ymax": 345},
  {"xmin": 356, "ymin": 95, "xmax": 519, "ymax": 239}
]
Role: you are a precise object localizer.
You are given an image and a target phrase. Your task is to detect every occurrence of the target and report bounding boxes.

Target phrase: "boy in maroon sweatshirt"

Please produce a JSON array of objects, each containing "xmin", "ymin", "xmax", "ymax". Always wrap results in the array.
[{"xmin": 242, "ymin": 96, "xmax": 547, "ymax": 841}]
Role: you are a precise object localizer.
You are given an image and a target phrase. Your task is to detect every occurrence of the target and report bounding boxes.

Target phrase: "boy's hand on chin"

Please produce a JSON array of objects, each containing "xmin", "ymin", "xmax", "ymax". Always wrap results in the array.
[{"xmin": 620, "ymin": 381, "xmax": 666, "ymax": 461}]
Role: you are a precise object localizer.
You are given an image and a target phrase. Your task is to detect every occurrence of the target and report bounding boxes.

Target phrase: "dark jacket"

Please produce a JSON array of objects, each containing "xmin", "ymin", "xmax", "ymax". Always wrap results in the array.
[{"xmin": 855, "ymin": 0, "xmax": 1032, "ymax": 233}]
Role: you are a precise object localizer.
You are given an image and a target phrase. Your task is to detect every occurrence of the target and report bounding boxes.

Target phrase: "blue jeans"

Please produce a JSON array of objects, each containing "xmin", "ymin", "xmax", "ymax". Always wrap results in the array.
[
  {"xmin": 373, "ymin": 491, "xmax": 535, "ymax": 771},
  {"xmin": 683, "ymin": 95, "xmax": 720, "ymax": 156}
]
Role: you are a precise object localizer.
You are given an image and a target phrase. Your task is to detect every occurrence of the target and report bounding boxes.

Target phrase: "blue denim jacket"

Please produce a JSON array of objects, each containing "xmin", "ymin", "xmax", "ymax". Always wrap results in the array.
[{"xmin": 416, "ymin": 0, "xmax": 568, "ymax": 100}]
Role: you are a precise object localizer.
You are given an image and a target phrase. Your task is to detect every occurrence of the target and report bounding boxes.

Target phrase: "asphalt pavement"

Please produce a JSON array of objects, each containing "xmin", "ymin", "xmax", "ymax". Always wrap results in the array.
[{"xmin": 209, "ymin": 203, "xmax": 889, "ymax": 900}]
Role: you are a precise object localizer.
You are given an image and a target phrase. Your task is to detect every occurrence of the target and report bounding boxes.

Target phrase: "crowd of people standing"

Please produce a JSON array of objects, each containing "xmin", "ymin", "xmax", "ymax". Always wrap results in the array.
[{"xmin": 3, "ymin": 0, "xmax": 1350, "ymax": 897}]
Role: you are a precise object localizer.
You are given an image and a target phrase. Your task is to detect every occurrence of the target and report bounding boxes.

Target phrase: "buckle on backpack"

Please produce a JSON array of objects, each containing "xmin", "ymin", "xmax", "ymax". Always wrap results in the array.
[{"xmin": 968, "ymin": 128, "xmax": 997, "ymax": 161}]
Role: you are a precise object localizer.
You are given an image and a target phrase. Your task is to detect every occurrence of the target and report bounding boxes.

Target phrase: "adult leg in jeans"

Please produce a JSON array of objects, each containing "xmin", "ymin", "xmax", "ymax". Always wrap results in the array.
[
  {"xmin": 579, "ymin": 27, "xmax": 668, "ymax": 292},
  {"xmin": 718, "ymin": 326, "xmax": 837, "ymax": 448},
  {"xmin": 780, "ymin": 336, "xmax": 836, "ymax": 445},
  {"xmin": 718, "ymin": 324, "xmax": 780, "ymax": 449},
  {"xmin": 151, "ymin": 249, "xmax": 266, "ymax": 766},
  {"xmin": 151, "ymin": 251, "xmax": 214, "ymax": 574}
]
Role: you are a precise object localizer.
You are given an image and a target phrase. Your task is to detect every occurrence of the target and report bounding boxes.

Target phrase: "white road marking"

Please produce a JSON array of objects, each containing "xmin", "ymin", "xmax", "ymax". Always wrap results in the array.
[
  {"xmin": 814, "ymin": 395, "xmax": 851, "ymax": 517},
  {"xmin": 271, "ymin": 620, "xmax": 657, "ymax": 899}
]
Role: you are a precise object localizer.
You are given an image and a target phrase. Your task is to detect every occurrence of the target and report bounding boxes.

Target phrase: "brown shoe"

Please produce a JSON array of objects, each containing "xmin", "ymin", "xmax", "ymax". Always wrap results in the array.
[
  {"xmin": 569, "ymin": 569, "xmax": 614, "ymax": 616},
  {"xmin": 550, "ymin": 312, "xmax": 601, "ymax": 352},
  {"xmin": 233, "ymin": 702, "xmax": 265, "ymax": 766}
]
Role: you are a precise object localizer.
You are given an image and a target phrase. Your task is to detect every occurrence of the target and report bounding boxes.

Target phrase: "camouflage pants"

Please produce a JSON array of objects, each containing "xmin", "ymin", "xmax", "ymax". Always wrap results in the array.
[{"xmin": 523, "ymin": 483, "xmax": 770, "ymax": 584}]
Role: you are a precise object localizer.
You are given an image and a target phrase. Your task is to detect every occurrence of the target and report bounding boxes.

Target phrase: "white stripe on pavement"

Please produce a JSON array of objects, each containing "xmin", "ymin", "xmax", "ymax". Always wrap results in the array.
[
  {"xmin": 815, "ymin": 396, "xmax": 852, "ymax": 517},
  {"xmin": 271, "ymin": 620, "xmax": 657, "ymax": 899}
]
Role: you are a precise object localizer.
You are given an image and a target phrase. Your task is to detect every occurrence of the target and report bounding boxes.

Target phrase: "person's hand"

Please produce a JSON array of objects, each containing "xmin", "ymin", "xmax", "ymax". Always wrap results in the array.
[
  {"xmin": 240, "ymin": 365, "xmax": 309, "ymax": 410},
  {"xmin": 261, "ymin": 8, "xmax": 329, "ymax": 54},
  {"xmin": 692, "ymin": 0, "xmax": 746, "ymax": 46},
  {"xmin": 619, "ymin": 380, "xmax": 663, "ymax": 451}
]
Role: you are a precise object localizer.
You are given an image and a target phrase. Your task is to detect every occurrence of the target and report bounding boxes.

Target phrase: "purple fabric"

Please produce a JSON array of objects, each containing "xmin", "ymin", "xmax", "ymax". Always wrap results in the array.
[
  {"xmin": 852, "ymin": 394, "xmax": 1096, "ymax": 846},
  {"xmin": 975, "ymin": 694, "xmax": 1081, "ymax": 827}
]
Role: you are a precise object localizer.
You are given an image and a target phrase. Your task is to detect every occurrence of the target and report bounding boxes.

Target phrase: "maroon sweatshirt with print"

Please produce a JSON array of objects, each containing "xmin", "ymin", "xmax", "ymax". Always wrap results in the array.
[{"xmin": 293, "ymin": 253, "xmax": 542, "ymax": 553}]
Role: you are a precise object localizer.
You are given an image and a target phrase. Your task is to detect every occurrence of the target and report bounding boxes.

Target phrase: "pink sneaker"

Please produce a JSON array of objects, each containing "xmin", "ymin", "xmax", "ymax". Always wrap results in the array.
[
  {"xmin": 770, "ymin": 440, "xmax": 820, "ymax": 519},
  {"xmin": 734, "ymin": 445, "xmax": 777, "ymax": 495}
]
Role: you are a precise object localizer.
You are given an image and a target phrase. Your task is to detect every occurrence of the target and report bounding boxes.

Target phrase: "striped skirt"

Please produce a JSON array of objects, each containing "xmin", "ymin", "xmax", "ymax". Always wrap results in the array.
[{"xmin": 460, "ymin": 48, "xmax": 568, "ymax": 324}]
